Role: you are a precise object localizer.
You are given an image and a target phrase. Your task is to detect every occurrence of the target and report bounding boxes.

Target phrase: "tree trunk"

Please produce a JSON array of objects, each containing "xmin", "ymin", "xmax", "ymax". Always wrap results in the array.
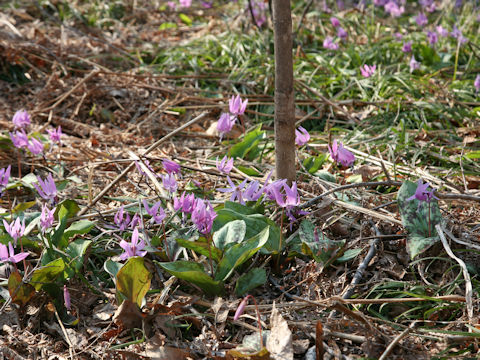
[{"xmin": 272, "ymin": 0, "xmax": 295, "ymax": 182}]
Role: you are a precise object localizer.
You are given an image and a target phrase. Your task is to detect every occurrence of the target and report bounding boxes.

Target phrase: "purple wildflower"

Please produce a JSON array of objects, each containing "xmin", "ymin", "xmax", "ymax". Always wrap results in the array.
[
  {"xmin": 295, "ymin": 126, "xmax": 310, "ymax": 146},
  {"xmin": 264, "ymin": 179, "xmax": 287, "ymax": 203},
  {"xmin": 166, "ymin": 1, "xmax": 176, "ymax": 9},
  {"xmin": 27, "ymin": 137, "xmax": 44, "ymax": 155},
  {"xmin": 114, "ymin": 206, "xmax": 132, "ymax": 231},
  {"xmin": 0, "ymin": 242, "xmax": 29, "ymax": 264},
  {"xmin": 12, "ymin": 110, "xmax": 31, "ymax": 129},
  {"xmin": 374, "ymin": 0, "xmax": 388, "ymax": 5},
  {"xmin": 218, "ymin": 176, "xmax": 248, "ymax": 204},
  {"xmin": 162, "ymin": 159, "xmax": 181, "ymax": 175},
  {"xmin": 360, "ymin": 64, "xmax": 376, "ymax": 78},
  {"xmin": 162, "ymin": 173, "xmax": 178, "ymax": 193},
  {"xmin": 135, "ymin": 159, "xmax": 159, "ymax": 177},
  {"xmin": 191, "ymin": 198, "xmax": 217, "ymax": 234},
  {"xmin": 179, "ymin": 0, "xmax": 192, "ymax": 7},
  {"xmin": 436, "ymin": 25, "xmax": 449, "ymax": 37},
  {"xmin": 394, "ymin": 32, "xmax": 403, "ymax": 41},
  {"xmin": 415, "ymin": 13, "xmax": 428, "ymax": 27},
  {"xmin": 243, "ymin": 180, "xmax": 263, "ymax": 202},
  {"xmin": 64, "ymin": 285, "xmax": 71, "ymax": 310},
  {"xmin": 427, "ymin": 31, "xmax": 438, "ymax": 46},
  {"xmin": 402, "ymin": 41, "xmax": 412, "ymax": 53},
  {"xmin": 451, "ymin": 25, "xmax": 467, "ymax": 44},
  {"xmin": 229, "ymin": 95, "xmax": 248, "ymax": 116},
  {"xmin": 474, "ymin": 75, "xmax": 480, "ymax": 93},
  {"xmin": 384, "ymin": 1, "xmax": 404, "ymax": 17},
  {"xmin": 330, "ymin": 17, "xmax": 340, "ymax": 27},
  {"xmin": 10, "ymin": 130, "xmax": 29, "ymax": 149},
  {"xmin": 420, "ymin": 0, "xmax": 435, "ymax": 12},
  {"xmin": 217, "ymin": 112, "xmax": 236, "ymax": 140},
  {"xmin": 173, "ymin": 191, "xmax": 196, "ymax": 214},
  {"xmin": 142, "ymin": 200, "xmax": 166, "ymax": 224},
  {"xmin": 328, "ymin": 140, "xmax": 355, "ymax": 168},
  {"xmin": 406, "ymin": 179, "xmax": 438, "ymax": 203},
  {"xmin": 119, "ymin": 228, "xmax": 147, "ymax": 260},
  {"xmin": 233, "ymin": 295, "xmax": 249, "ymax": 321},
  {"xmin": 323, "ymin": 36, "xmax": 339, "ymax": 50},
  {"xmin": 216, "ymin": 155, "xmax": 234, "ymax": 174},
  {"xmin": 34, "ymin": 174, "xmax": 57, "ymax": 204},
  {"xmin": 0, "ymin": 165, "xmax": 11, "ymax": 196},
  {"xmin": 337, "ymin": 27, "xmax": 348, "ymax": 40},
  {"xmin": 410, "ymin": 55, "xmax": 420, "ymax": 72},
  {"xmin": 47, "ymin": 126, "xmax": 62, "ymax": 144},
  {"xmin": 3, "ymin": 218, "xmax": 25, "ymax": 247},
  {"xmin": 40, "ymin": 204, "xmax": 55, "ymax": 233}
]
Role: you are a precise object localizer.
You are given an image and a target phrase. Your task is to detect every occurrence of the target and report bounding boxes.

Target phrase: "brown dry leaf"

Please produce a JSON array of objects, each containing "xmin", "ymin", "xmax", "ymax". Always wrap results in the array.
[
  {"xmin": 212, "ymin": 296, "xmax": 230, "ymax": 334},
  {"xmin": 266, "ymin": 302, "xmax": 293, "ymax": 360},
  {"xmin": 144, "ymin": 345, "xmax": 197, "ymax": 359},
  {"xmin": 112, "ymin": 300, "xmax": 144, "ymax": 329}
]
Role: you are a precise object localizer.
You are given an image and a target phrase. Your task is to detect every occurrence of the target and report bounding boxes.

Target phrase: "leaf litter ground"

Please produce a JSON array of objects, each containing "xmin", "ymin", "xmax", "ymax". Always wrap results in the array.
[{"xmin": 1, "ymin": 1, "xmax": 480, "ymax": 359}]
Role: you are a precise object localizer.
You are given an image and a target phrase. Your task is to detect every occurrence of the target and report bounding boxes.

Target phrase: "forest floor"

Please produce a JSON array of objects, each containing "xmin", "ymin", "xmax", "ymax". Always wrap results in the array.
[{"xmin": 1, "ymin": 1, "xmax": 480, "ymax": 359}]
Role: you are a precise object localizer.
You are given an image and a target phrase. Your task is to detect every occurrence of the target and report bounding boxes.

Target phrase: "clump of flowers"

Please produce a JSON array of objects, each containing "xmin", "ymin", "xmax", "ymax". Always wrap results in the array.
[
  {"xmin": 119, "ymin": 228, "xmax": 147, "ymax": 260},
  {"xmin": 143, "ymin": 200, "xmax": 166, "ymax": 225},
  {"xmin": 114, "ymin": 206, "xmax": 138, "ymax": 231},
  {"xmin": 191, "ymin": 198, "xmax": 217, "ymax": 234}
]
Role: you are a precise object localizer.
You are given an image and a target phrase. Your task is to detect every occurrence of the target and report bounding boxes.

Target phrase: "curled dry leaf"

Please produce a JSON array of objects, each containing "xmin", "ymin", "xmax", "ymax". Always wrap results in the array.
[{"xmin": 266, "ymin": 302, "xmax": 293, "ymax": 360}]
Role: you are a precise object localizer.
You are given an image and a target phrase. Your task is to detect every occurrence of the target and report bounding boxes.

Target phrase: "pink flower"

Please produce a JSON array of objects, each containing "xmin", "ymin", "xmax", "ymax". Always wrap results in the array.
[
  {"xmin": 0, "ymin": 242, "xmax": 29, "ymax": 264},
  {"xmin": 360, "ymin": 64, "xmax": 376, "ymax": 78},
  {"xmin": 229, "ymin": 95, "xmax": 248, "ymax": 116},
  {"xmin": 64, "ymin": 285, "xmax": 71, "ymax": 310},
  {"xmin": 474, "ymin": 74, "xmax": 480, "ymax": 93},
  {"xmin": 402, "ymin": 41, "xmax": 412, "ymax": 53},
  {"xmin": 40, "ymin": 204, "xmax": 55, "ymax": 233},
  {"xmin": 10, "ymin": 130, "xmax": 29, "ymax": 149},
  {"xmin": 47, "ymin": 126, "xmax": 62, "ymax": 144},
  {"xmin": 295, "ymin": 126, "xmax": 310, "ymax": 146},
  {"xmin": 233, "ymin": 295, "xmax": 250, "ymax": 321},
  {"xmin": 173, "ymin": 191, "xmax": 196, "ymax": 214},
  {"xmin": 328, "ymin": 140, "xmax": 355, "ymax": 167},
  {"xmin": 407, "ymin": 179, "xmax": 438, "ymax": 203},
  {"xmin": 162, "ymin": 159, "xmax": 181, "ymax": 175},
  {"xmin": 12, "ymin": 110, "xmax": 31, "ymax": 129},
  {"xmin": 162, "ymin": 173, "xmax": 178, "ymax": 193},
  {"xmin": 191, "ymin": 198, "xmax": 217, "ymax": 234},
  {"xmin": 119, "ymin": 228, "xmax": 147, "ymax": 260},
  {"xmin": 410, "ymin": 55, "xmax": 420, "ymax": 72},
  {"xmin": 323, "ymin": 36, "xmax": 339, "ymax": 50},
  {"xmin": 142, "ymin": 200, "xmax": 166, "ymax": 224},
  {"xmin": 384, "ymin": 1, "xmax": 404, "ymax": 17},
  {"xmin": 217, "ymin": 112, "xmax": 236, "ymax": 140},
  {"xmin": 3, "ymin": 218, "xmax": 25, "ymax": 246},
  {"xmin": 34, "ymin": 174, "xmax": 57, "ymax": 203},
  {"xmin": 330, "ymin": 17, "xmax": 340, "ymax": 27},
  {"xmin": 436, "ymin": 25, "xmax": 449, "ymax": 37},
  {"xmin": 216, "ymin": 155, "xmax": 234, "ymax": 174},
  {"xmin": 179, "ymin": 0, "xmax": 192, "ymax": 7},
  {"xmin": 0, "ymin": 165, "xmax": 11, "ymax": 196},
  {"xmin": 27, "ymin": 137, "xmax": 44, "ymax": 155}
]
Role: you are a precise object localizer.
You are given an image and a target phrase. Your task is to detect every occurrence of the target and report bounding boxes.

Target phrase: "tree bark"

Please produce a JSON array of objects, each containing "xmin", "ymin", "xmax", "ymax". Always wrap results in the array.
[{"xmin": 272, "ymin": 0, "xmax": 295, "ymax": 182}]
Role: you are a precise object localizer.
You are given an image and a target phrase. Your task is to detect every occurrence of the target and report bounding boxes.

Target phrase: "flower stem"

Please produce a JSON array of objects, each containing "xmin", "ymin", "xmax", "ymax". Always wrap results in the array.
[
  {"xmin": 428, "ymin": 202, "xmax": 431, "ymax": 238},
  {"xmin": 207, "ymin": 233, "xmax": 214, "ymax": 276},
  {"xmin": 276, "ymin": 208, "xmax": 284, "ymax": 272},
  {"xmin": 249, "ymin": 295, "xmax": 264, "ymax": 349}
]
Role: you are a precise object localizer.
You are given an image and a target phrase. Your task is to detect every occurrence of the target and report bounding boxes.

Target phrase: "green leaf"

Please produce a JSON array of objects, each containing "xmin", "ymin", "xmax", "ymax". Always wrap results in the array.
[
  {"xmin": 54, "ymin": 199, "xmax": 80, "ymax": 220},
  {"xmin": 104, "ymin": 259, "xmax": 123, "ymax": 280},
  {"xmin": 116, "ymin": 257, "xmax": 152, "ymax": 307},
  {"xmin": 159, "ymin": 22, "xmax": 177, "ymax": 30},
  {"xmin": 303, "ymin": 154, "xmax": 327, "ymax": 174},
  {"xmin": 65, "ymin": 239, "xmax": 92, "ymax": 277},
  {"xmin": 8, "ymin": 270, "xmax": 36, "ymax": 306},
  {"xmin": 213, "ymin": 220, "xmax": 246, "ymax": 251},
  {"xmin": 62, "ymin": 220, "xmax": 95, "ymax": 245},
  {"xmin": 156, "ymin": 260, "xmax": 224, "ymax": 296},
  {"xmin": 224, "ymin": 201, "xmax": 258, "ymax": 215},
  {"xmin": 336, "ymin": 248, "xmax": 363, "ymax": 263},
  {"xmin": 314, "ymin": 170, "xmax": 336, "ymax": 183},
  {"xmin": 464, "ymin": 150, "xmax": 480, "ymax": 160},
  {"xmin": 213, "ymin": 208, "xmax": 280, "ymax": 254},
  {"xmin": 228, "ymin": 125, "xmax": 265, "ymax": 160},
  {"xmin": 179, "ymin": 13, "xmax": 192, "ymax": 26},
  {"xmin": 175, "ymin": 238, "xmax": 222, "ymax": 263},
  {"xmin": 236, "ymin": 165, "xmax": 261, "ymax": 177},
  {"xmin": 30, "ymin": 258, "xmax": 65, "ymax": 291},
  {"xmin": 215, "ymin": 227, "xmax": 269, "ymax": 281},
  {"xmin": 11, "ymin": 201, "xmax": 36, "ymax": 214},
  {"xmin": 235, "ymin": 268, "xmax": 267, "ymax": 296},
  {"xmin": 397, "ymin": 181, "xmax": 443, "ymax": 258}
]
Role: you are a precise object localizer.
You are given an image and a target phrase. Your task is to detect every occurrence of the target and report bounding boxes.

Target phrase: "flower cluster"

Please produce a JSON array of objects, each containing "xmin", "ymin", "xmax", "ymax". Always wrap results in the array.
[{"xmin": 217, "ymin": 95, "xmax": 248, "ymax": 140}]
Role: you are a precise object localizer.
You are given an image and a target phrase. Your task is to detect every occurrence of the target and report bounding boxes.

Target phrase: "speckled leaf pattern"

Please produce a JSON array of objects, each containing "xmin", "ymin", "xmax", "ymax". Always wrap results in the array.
[{"xmin": 397, "ymin": 181, "xmax": 443, "ymax": 259}]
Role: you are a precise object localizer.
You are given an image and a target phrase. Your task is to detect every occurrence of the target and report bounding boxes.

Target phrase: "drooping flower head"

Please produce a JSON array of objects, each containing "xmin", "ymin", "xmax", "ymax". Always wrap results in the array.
[
  {"xmin": 328, "ymin": 140, "xmax": 355, "ymax": 168},
  {"xmin": 12, "ymin": 110, "xmax": 31, "ymax": 129},
  {"xmin": 295, "ymin": 126, "xmax": 310, "ymax": 146},
  {"xmin": 360, "ymin": 64, "xmax": 376, "ymax": 78},
  {"xmin": 323, "ymin": 36, "xmax": 339, "ymax": 50},
  {"xmin": 337, "ymin": 27, "xmax": 348, "ymax": 40},
  {"xmin": 3, "ymin": 218, "xmax": 25, "ymax": 246},
  {"xmin": 27, "ymin": 137, "xmax": 44, "ymax": 155},
  {"xmin": 191, "ymin": 198, "xmax": 217, "ymax": 234},
  {"xmin": 143, "ymin": 200, "xmax": 166, "ymax": 224},
  {"xmin": 162, "ymin": 173, "xmax": 178, "ymax": 193},
  {"xmin": 243, "ymin": 180, "xmax": 263, "ymax": 202},
  {"xmin": 218, "ymin": 176, "xmax": 248, "ymax": 204},
  {"xmin": 119, "ymin": 227, "xmax": 147, "ymax": 260},
  {"xmin": 10, "ymin": 130, "xmax": 29, "ymax": 149},
  {"xmin": 114, "ymin": 206, "xmax": 133, "ymax": 231},
  {"xmin": 402, "ymin": 41, "xmax": 412, "ymax": 53},
  {"xmin": 330, "ymin": 17, "xmax": 340, "ymax": 27},
  {"xmin": 173, "ymin": 191, "xmax": 196, "ymax": 214},
  {"xmin": 0, "ymin": 165, "xmax": 11, "ymax": 197},
  {"xmin": 0, "ymin": 242, "xmax": 29, "ymax": 264},
  {"xmin": 47, "ymin": 126, "xmax": 63, "ymax": 144},
  {"xmin": 216, "ymin": 155, "xmax": 234, "ymax": 174},
  {"xmin": 415, "ymin": 12, "xmax": 428, "ymax": 27},
  {"xmin": 64, "ymin": 285, "xmax": 71, "ymax": 310},
  {"xmin": 34, "ymin": 174, "xmax": 57, "ymax": 204},
  {"xmin": 162, "ymin": 159, "xmax": 181, "ymax": 175},
  {"xmin": 40, "ymin": 204, "xmax": 55, "ymax": 233},
  {"xmin": 406, "ymin": 179, "xmax": 438, "ymax": 203},
  {"xmin": 217, "ymin": 113, "xmax": 236, "ymax": 140},
  {"xmin": 427, "ymin": 31, "xmax": 438, "ymax": 46},
  {"xmin": 264, "ymin": 180, "xmax": 300, "ymax": 208},
  {"xmin": 229, "ymin": 95, "xmax": 248, "ymax": 116},
  {"xmin": 384, "ymin": 1, "xmax": 404, "ymax": 17},
  {"xmin": 410, "ymin": 55, "xmax": 420, "ymax": 72},
  {"xmin": 475, "ymin": 75, "xmax": 480, "ymax": 93}
]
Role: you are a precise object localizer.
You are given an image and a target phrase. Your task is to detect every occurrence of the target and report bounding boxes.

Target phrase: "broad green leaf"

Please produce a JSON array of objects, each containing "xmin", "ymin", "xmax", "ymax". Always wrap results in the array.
[
  {"xmin": 104, "ymin": 259, "xmax": 123, "ymax": 280},
  {"xmin": 314, "ymin": 170, "xmax": 336, "ymax": 183},
  {"xmin": 65, "ymin": 239, "xmax": 92, "ymax": 276},
  {"xmin": 336, "ymin": 248, "xmax": 363, "ymax": 263},
  {"xmin": 228, "ymin": 125, "xmax": 265, "ymax": 160},
  {"xmin": 116, "ymin": 257, "xmax": 152, "ymax": 307},
  {"xmin": 54, "ymin": 199, "xmax": 80, "ymax": 220},
  {"xmin": 235, "ymin": 268, "xmax": 267, "ymax": 296},
  {"xmin": 175, "ymin": 238, "xmax": 222, "ymax": 263},
  {"xmin": 236, "ymin": 165, "xmax": 261, "ymax": 177},
  {"xmin": 213, "ymin": 208, "xmax": 280, "ymax": 253},
  {"xmin": 397, "ymin": 181, "xmax": 443, "ymax": 258},
  {"xmin": 224, "ymin": 201, "xmax": 258, "ymax": 215},
  {"xmin": 157, "ymin": 260, "xmax": 224, "ymax": 296},
  {"xmin": 303, "ymin": 154, "xmax": 327, "ymax": 174},
  {"xmin": 8, "ymin": 270, "xmax": 35, "ymax": 306},
  {"xmin": 62, "ymin": 220, "xmax": 95, "ymax": 245},
  {"xmin": 464, "ymin": 150, "xmax": 480, "ymax": 160},
  {"xmin": 215, "ymin": 227, "xmax": 269, "ymax": 281},
  {"xmin": 30, "ymin": 258, "xmax": 65, "ymax": 291},
  {"xmin": 213, "ymin": 220, "xmax": 246, "ymax": 251},
  {"xmin": 12, "ymin": 201, "xmax": 36, "ymax": 214},
  {"xmin": 159, "ymin": 22, "xmax": 177, "ymax": 30}
]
